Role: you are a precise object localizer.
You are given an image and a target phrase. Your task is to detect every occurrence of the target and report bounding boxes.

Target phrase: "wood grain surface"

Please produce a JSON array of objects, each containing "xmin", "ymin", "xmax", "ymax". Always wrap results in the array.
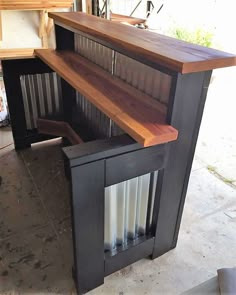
[
  {"xmin": 48, "ymin": 12, "xmax": 236, "ymax": 74},
  {"xmin": 35, "ymin": 49, "xmax": 178, "ymax": 147},
  {"xmin": 0, "ymin": 48, "xmax": 36, "ymax": 59}
]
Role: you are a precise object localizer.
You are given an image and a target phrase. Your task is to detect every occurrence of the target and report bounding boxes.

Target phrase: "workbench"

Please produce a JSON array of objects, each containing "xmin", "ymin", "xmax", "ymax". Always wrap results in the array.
[{"xmin": 1, "ymin": 12, "xmax": 236, "ymax": 294}]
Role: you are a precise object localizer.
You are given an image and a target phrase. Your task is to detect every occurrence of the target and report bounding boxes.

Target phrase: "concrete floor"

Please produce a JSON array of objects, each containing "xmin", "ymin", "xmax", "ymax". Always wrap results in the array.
[{"xmin": 0, "ymin": 103, "xmax": 236, "ymax": 295}]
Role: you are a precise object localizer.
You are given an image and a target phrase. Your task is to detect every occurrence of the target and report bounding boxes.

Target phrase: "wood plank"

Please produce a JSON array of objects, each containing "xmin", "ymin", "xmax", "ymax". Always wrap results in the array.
[
  {"xmin": 48, "ymin": 12, "xmax": 236, "ymax": 74},
  {"xmin": 39, "ymin": 9, "xmax": 49, "ymax": 48},
  {"xmin": 85, "ymin": 0, "xmax": 92, "ymax": 14},
  {"xmin": 0, "ymin": 6, "xmax": 73, "ymax": 10},
  {"xmin": 0, "ymin": 48, "xmax": 36, "ymax": 59},
  {"xmin": 111, "ymin": 13, "xmax": 146, "ymax": 26},
  {"xmin": 35, "ymin": 49, "xmax": 178, "ymax": 147},
  {"xmin": 37, "ymin": 118, "xmax": 84, "ymax": 145},
  {"xmin": 47, "ymin": 17, "xmax": 54, "ymax": 35}
]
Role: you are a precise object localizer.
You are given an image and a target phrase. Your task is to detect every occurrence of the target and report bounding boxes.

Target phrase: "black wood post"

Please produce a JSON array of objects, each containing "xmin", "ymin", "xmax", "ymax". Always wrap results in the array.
[
  {"xmin": 2, "ymin": 58, "xmax": 53, "ymax": 149},
  {"xmin": 70, "ymin": 160, "xmax": 105, "ymax": 294},
  {"xmin": 152, "ymin": 71, "xmax": 212, "ymax": 258},
  {"xmin": 2, "ymin": 61, "xmax": 29, "ymax": 149},
  {"xmin": 55, "ymin": 24, "xmax": 75, "ymax": 51},
  {"xmin": 55, "ymin": 24, "xmax": 77, "ymax": 127}
]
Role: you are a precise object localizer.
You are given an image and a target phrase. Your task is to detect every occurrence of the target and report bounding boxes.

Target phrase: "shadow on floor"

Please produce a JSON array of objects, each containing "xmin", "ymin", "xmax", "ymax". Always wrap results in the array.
[{"xmin": 0, "ymin": 138, "xmax": 76, "ymax": 294}]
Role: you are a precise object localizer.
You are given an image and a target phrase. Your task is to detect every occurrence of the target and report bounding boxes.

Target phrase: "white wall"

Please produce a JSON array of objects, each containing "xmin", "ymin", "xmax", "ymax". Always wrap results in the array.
[
  {"xmin": 0, "ymin": 8, "xmax": 69, "ymax": 49},
  {"xmin": 1, "ymin": 11, "xmax": 43, "ymax": 49}
]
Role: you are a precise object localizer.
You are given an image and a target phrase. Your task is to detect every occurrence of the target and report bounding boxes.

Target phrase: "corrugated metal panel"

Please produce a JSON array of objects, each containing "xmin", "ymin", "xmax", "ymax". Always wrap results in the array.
[
  {"xmin": 114, "ymin": 53, "xmax": 172, "ymax": 105},
  {"xmin": 20, "ymin": 73, "xmax": 63, "ymax": 130},
  {"xmin": 149, "ymin": 170, "xmax": 158, "ymax": 227},
  {"xmin": 76, "ymin": 92, "xmax": 111, "ymax": 138},
  {"xmin": 136, "ymin": 173, "xmax": 151, "ymax": 235},
  {"xmin": 75, "ymin": 92, "xmax": 124, "ymax": 138},
  {"xmin": 104, "ymin": 171, "xmax": 158, "ymax": 252},
  {"xmin": 74, "ymin": 33, "xmax": 113, "ymax": 73},
  {"xmin": 74, "ymin": 33, "xmax": 124, "ymax": 138}
]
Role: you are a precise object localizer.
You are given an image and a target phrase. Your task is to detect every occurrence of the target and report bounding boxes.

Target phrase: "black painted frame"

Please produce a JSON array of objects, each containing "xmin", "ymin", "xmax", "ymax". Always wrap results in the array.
[
  {"xmin": 1, "ymin": 58, "xmax": 54, "ymax": 149},
  {"xmin": 1, "ymin": 21, "xmax": 213, "ymax": 295},
  {"xmin": 63, "ymin": 135, "xmax": 168, "ymax": 294}
]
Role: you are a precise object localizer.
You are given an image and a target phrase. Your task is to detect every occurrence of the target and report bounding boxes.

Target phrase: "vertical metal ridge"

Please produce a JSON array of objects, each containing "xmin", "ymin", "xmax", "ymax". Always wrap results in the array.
[
  {"xmin": 36, "ymin": 74, "xmax": 46, "ymax": 117},
  {"xmin": 28, "ymin": 75, "xmax": 38, "ymax": 128},
  {"xmin": 125, "ymin": 177, "xmax": 139, "ymax": 240},
  {"xmin": 76, "ymin": 91, "xmax": 113, "ymax": 138},
  {"xmin": 104, "ymin": 185, "xmax": 117, "ymax": 252},
  {"xmin": 147, "ymin": 170, "xmax": 159, "ymax": 230},
  {"xmin": 116, "ymin": 182, "xmax": 127, "ymax": 246},
  {"xmin": 136, "ymin": 173, "xmax": 151, "ymax": 236},
  {"xmin": 20, "ymin": 76, "xmax": 32, "ymax": 130}
]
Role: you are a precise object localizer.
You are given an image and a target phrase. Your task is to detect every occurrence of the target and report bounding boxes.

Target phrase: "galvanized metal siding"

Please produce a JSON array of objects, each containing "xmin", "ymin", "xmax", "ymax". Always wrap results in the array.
[
  {"xmin": 104, "ymin": 171, "xmax": 159, "ymax": 252},
  {"xmin": 75, "ymin": 33, "xmax": 113, "ymax": 73},
  {"xmin": 114, "ymin": 53, "xmax": 172, "ymax": 105},
  {"xmin": 74, "ymin": 32, "xmax": 124, "ymax": 138},
  {"xmin": 20, "ymin": 73, "xmax": 63, "ymax": 130}
]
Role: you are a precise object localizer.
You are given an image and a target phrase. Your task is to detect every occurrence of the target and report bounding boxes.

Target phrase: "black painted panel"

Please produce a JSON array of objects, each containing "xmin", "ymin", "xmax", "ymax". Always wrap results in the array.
[
  {"xmin": 71, "ymin": 160, "xmax": 105, "ymax": 294},
  {"xmin": 152, "ymin": 71, "xmax": 212, "ymax": 258},
  {"xmin": 106, "ymin": 144, "xmax": 167, "ymax": 186},
  {"xmin": 105, "ymin": 237, "xmax": 154, "ymax": 276}
]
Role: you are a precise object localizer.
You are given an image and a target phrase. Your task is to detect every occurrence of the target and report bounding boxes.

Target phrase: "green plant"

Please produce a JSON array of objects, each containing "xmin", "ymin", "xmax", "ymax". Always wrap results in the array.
[
  {"xmin": 171, "ymin": 27, "xmax": 214, "ymax": 47},
  {"xmin": 207, "ymin": 165, "xmax": 216, "ymax": 172}
]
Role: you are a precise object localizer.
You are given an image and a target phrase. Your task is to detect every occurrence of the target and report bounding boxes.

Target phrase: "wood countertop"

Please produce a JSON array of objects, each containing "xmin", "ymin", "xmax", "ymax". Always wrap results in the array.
[
  {"xmin": 0, "ymin": 48, "xmax": 36, "ymax": 60},
  {"xmin": 49, "ymin": 12, "xmax": 236, "ymax": 74}
]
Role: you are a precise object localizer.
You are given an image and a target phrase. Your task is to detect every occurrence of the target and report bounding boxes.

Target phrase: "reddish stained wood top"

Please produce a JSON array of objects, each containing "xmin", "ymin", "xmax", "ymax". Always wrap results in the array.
[
  {"xmin": 48, "ymin": 12, "xmax": 236, "ymax": 74},
  {"xmin": 35, "ymin": 49, "xmax": 178, "ymax": 147}
]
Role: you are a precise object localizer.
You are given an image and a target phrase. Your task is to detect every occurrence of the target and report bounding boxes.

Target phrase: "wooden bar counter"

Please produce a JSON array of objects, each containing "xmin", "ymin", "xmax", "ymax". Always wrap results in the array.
[{"xmin": 1, "ymin": 12, "xmax": 236, "ymax": 295}]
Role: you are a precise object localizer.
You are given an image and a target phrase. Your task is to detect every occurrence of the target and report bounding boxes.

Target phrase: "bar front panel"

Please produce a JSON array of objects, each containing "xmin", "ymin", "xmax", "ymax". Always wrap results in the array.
[{"xmin": 105, "ymin": 171, "xmax": 158, "ymax": 253}]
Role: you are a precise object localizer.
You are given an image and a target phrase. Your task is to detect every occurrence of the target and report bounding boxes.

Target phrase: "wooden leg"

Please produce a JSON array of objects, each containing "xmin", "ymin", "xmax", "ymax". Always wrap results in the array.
[
  {"xmin": 39, "ymin": 10, "xmax": 44, "ymax": 38},
  {"xmin": 39, "ymin": 10, "xmax": 48, "ymax": 48},
  {"xmin": 86, "ymin": 0, "xmax": 92, "ymax": 14},
  {"xmin": 46, "ymin": 17, "xmax": 54, "ymax": 36}
]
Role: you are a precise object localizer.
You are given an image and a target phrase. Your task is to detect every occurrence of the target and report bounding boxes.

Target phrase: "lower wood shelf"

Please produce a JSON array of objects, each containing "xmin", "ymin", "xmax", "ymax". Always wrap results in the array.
[{"xmin": 35, "ymin": 49, "xmax": 178, "ymax": 147}]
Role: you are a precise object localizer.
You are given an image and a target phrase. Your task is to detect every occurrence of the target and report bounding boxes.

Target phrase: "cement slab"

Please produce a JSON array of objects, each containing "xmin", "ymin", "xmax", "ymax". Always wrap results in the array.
[{"xmin": 0, "ymin": 140, "xmax": 235, "ymax": 294}]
